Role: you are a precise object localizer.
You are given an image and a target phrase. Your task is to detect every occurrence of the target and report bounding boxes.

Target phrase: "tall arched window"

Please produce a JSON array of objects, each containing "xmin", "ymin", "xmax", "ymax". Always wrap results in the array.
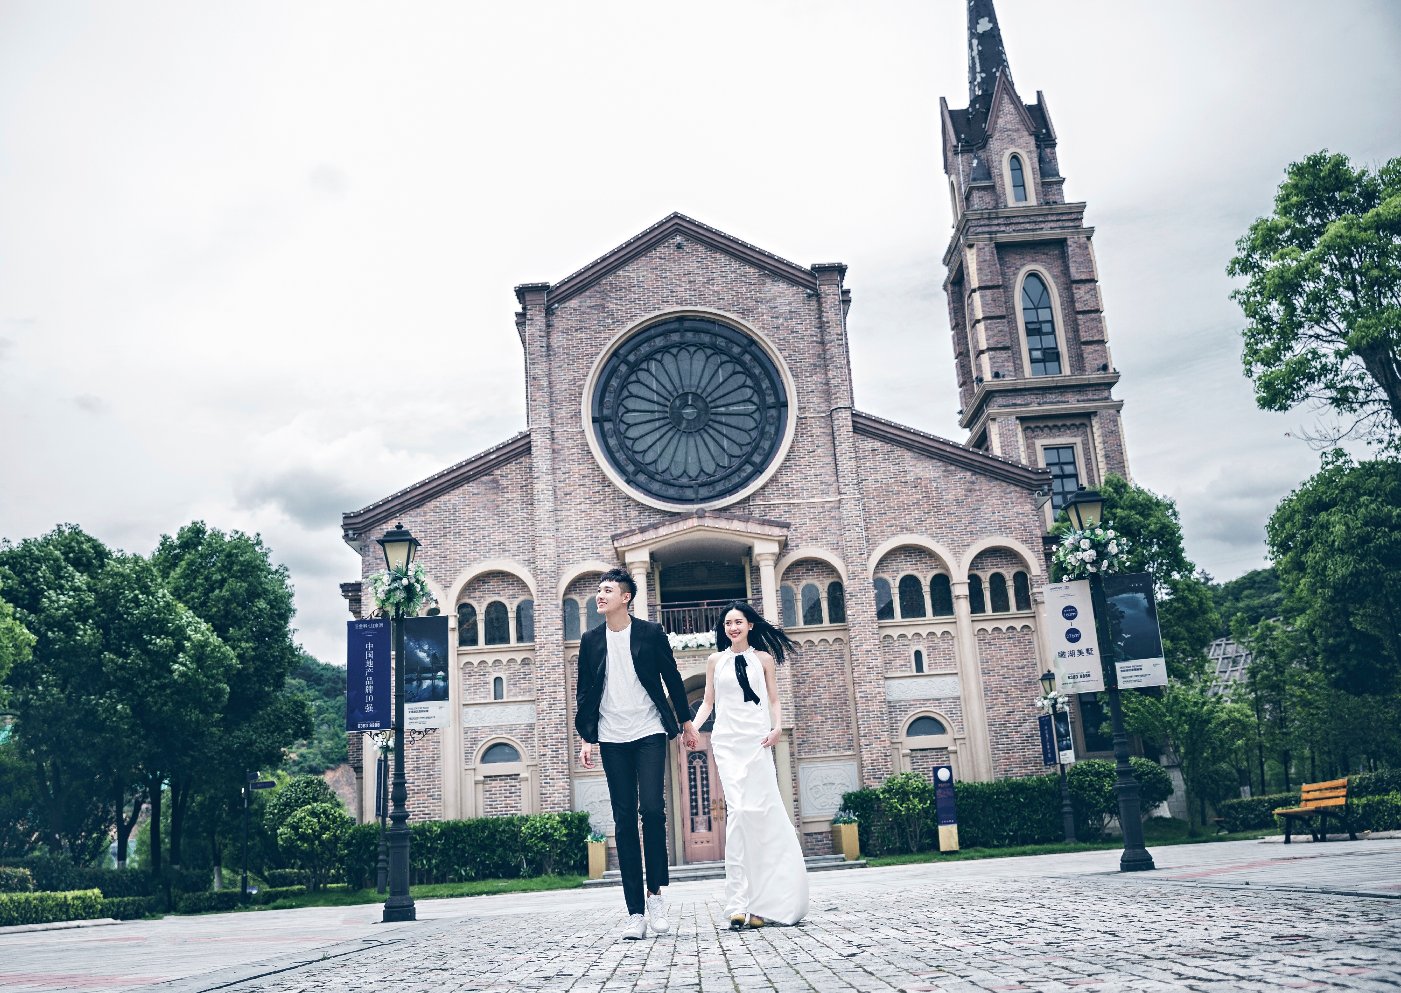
[
  {"xmin": 969, "ymin": 575, "xmax": 986, "ymax": 614},
  {"xmin": 484, "ymin": 601, "xmax": 510, "ymax": 645},
  {"xmin": 827, "ymin": 582, "xmax": 846, "ymax": 624},
  {"xmin": 584, "ymin": 596, "xmax": 602, "ymax": 632},
  {"xmin": 874, "ymin": 578, "xmax": 894, "ymax": 620},
  {"xmin": 1013, "ymin": 571, "xmax": 1032, "ymax": 611},
  {"xmin": 1009, "ymin": 153, "xmax": 1028, "ymax": 202},
  {"xmin": 492, "ymin": 675, "xmax": 504, "ymax": 701},
  {"xmin": 1021, "ymin": 273, "xmax": 1062, "ymax": 376},
  {"xmin": 457, "ymin": 603, "xmax": 478, "ymax": 647},
  {"xmin": 801, "ymin": 583, "xmax": 823, "ymax": 626},
  {"xmin": 780, "ymin": 585, "xmax": 798, "ymax": 627},
  {"xmin": 930, "ymin": 575, "xmax": 954, "ymax": 616},
  {"xmin": 913, "ymin": 649, "xmax": 925, "ymax": 674},
  {"xmin": 898, "ymin": 575, "xmax": 926, "ymax": 618},
  {"xmin": 516, "ymin": 599, "xmax": 534, "ymax": 643},
  {"xmin": 989, "ymin": 573, "xmax": 1010, "ymax": 613},
  {"xmin": 562, "ymin": 598, "xmax": 580, "ymax": 641}
]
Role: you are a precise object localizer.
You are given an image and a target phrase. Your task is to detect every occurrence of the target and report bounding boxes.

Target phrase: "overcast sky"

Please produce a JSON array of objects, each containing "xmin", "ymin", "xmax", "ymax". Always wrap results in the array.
[{"xmin": 2, "ymin": 0, "xmax": 1399, "ymax": 667}]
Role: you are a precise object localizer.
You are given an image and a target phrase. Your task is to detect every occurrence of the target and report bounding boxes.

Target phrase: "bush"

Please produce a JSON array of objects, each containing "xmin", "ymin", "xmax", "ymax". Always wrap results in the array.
[
  {"xmin": 0, "ymin": 856, "xmax": 161, "ymax": 897},
  {"xmin": 277, "ymin": 803, "xmax": 352, "ymax": 891},
  {"xmin": 265, "ymin": 776, "xmax": 341, "ymax": 857},
  {"xmin": 1355, "ymin": 793, "xmax": 1401, "ymax": 832},
  {"xmin": 100, "ymin": 896, "xmax": 157, "ymax": 920},
  {"xmin": 0, "ymin": 888, "xmax": 103, "ymax": 927},
  {"xmin": 174, "ymin": 890, "xmax": 243, "ymax": 915},
  {"xmin": 839, "ymin": 788, "xmax": 896, "ymax": 857},
  {"xmin": 521, "ymin": 813, "xmax": 569, "ymax": 876},
  {"xmin": 252, "ymin": 885, "xmax": 307, "ymax": 905},
  {"xmin": 879, "ymin": 773, "xmax": 937, "ymax": 853},
  {"xmin": 1352, "ymin": 770, "xmax": 1401, "ymax": 798},
  {"xmin": 0, "ymin": 867, "xmax": 34, "ymax": 893},
  {"xmin": 954, "ymin": 774, "xmax": 1062, "ymax": 848},
  {"xmin": 1067, "ymin": 759, "xmax": 1175, "ymax": 840},
  {"xmin": 1215, "ymin": 792, "xmax": 1300, "ymax": 833},
  {"xmin": 261, "ymin": 868, "xmax": 310, "ymax": 888}
]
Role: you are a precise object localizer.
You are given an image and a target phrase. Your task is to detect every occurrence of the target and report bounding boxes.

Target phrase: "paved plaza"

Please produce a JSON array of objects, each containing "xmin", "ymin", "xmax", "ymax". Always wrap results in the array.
[{"xmin": 3, "ymin": 838, "xmax": 1399, "ymax": 993}]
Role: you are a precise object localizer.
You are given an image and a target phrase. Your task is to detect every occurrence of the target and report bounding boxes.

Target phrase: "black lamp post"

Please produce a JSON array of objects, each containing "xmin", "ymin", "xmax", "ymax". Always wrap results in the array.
[
  {"xmin": 1039, "ymin": 669, "xmax": 1077, "ymax": 843},
  {"xmin": 378, "ymin": 522, "xmax": 420, "ymax": 922},
  {"xmin": 1062, "ymin": 489, "xmax": 1155, "ymax": 873},
  {"xmin": 374, "ymin": 734, "xmax": 391, "ymax": 894}
]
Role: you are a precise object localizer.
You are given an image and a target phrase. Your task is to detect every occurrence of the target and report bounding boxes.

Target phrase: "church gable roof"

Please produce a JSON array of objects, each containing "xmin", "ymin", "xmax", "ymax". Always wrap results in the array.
[
  {"xmin": 525, "ymin": 213, "xmax": 820, "ymax": 308},
  {"xmin": 852, "ymin": 410, "xmax": 1048, "ymax": 490}
]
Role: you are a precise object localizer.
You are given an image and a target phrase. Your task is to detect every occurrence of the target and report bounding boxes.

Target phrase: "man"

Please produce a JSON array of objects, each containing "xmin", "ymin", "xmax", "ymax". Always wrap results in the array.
[{"xmin": 576, "ymin": 568, "xmax": 695, "ymax": 940}]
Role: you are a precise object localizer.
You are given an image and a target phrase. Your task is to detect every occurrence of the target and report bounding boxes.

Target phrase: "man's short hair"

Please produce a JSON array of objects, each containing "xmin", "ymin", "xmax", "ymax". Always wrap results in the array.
[{"xmin": 599, "ymin": 568, "xmax": 636, "ymax": 602}]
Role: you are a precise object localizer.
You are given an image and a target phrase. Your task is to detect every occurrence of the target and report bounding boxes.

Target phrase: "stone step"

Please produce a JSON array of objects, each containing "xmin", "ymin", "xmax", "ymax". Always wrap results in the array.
[{"xmin": 583, "ymin": 854, "xmax": 866, "ymax": 887}]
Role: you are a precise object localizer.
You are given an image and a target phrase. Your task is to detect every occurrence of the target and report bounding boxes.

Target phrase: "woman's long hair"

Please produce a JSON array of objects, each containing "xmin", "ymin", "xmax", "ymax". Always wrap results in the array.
[{"xmin": 713, "ymin": 600, "xmax": 799, "ymax": 665}]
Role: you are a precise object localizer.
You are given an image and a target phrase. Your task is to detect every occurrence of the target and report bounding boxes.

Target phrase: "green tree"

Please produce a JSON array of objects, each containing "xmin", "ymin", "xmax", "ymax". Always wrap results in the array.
[
  {"xmin": 1228, "ymin": 151, "xmax": 1401, "ymax": 451},
  {"xmin": 1210, "ymin": 568, "xmax": 1283, "ymax": 637},
  {"xmin": 276, "ymin": 802, "xmax": 351, "ymax": 891},
  {"xmin": 264, "ymin": 774, "xmax": 340, "ymax": 865},
  {"xmin": 877, "ymin": 772, "xmax": 936, "ymax": 853},
  {"xmin": 1266, "ymin": 452, "xmax": 1401, "ymax": 695},
  {"xmin": 283, "ymin": 652, "xmax": 349, "ymax": 775},
  {"xmin": 0, "ymin": 595, "xmax": 35, "ymax": 696}
]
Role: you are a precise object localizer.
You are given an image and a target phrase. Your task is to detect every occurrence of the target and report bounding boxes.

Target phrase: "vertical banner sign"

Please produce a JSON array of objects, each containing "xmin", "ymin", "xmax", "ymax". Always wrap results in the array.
[
  {"xmin": 1038, "ymin": 714, "xmax": 1057, "ymax": 766},
  {"xmin": 1053, "ymin": 708, "xmax": 1075, "ymax": 765},
  {"xmin": 346, "ymin": 619, "xmax": 389, "ymax": 732},
  {"xmin": 1044, "ymin": 580, "xmax": 1105, "ymax": 693},
  {"xmin": 933, "ymin": 764, "xmax": 960, "ymax": 852},
  {"xmin": 403, "ymin": 615, "xmax": 451, "ymax": 730},
  {"xmin": 1102, "ymin": 572, "xmax": 1168, "ymax": 689}
]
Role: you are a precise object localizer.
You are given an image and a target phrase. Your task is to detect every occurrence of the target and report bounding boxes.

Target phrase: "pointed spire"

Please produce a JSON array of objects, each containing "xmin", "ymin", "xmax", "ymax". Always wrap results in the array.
[{"xmin": 967, "ymin": 0, "xmax": 1013, "ymax": 120}]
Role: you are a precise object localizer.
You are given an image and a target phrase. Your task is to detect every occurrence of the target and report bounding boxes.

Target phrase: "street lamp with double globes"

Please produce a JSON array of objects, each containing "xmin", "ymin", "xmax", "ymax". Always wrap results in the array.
[
  {"xmin": 378, "ymin": 522, "xmax": 421, "ymax": 922},
  {"xmin": 1061, "ymin": 489, "xmax": 1155, "ymax": 872},
  {"xmin": 1039, "ymin": 670, "xmax": 1077, "ymax": 843}
]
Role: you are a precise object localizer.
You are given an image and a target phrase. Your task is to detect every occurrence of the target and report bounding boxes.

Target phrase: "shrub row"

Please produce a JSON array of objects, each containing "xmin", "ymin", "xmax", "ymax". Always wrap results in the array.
[
  {"xmin": 251, "ymin": 885, "xmax": 308, "ymax": 905},
  {"xmin": 261, "ymin": 868, "xmax": 310, "ymax": 888},
  {"xmin": 0, "ymin": 857, "xmax": 207, "ymax": 898},
  {"xmin": 99, "ymin": 896, "xmax": 158, "ymax": 920},
  {"xmin": 173, "ymin": 890, "xmax": 244, "ymax": 915},
  {"xmin": 1214, "ymin": 793, "xmax": 1300, "ymax": 833},
  {"xmin": 0, "ymin": 888, "xmax": 103, "ymax": 927},
  {"xmin": 1352, "ymin": 769, "xmax": 1401, "ymax": 799},
  {"xmin": 1355, "ymin": 794, "xmax": 1401, "ymax": 832},
  {"xmin": 0, "ymin": 867, "xmax": 34, "ymax": 893}
]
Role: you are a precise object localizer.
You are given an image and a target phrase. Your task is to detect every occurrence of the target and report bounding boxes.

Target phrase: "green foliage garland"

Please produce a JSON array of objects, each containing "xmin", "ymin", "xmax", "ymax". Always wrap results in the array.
[{"xmin": 369, "ymin": 563, "xmax": 436, "ymax": 616}]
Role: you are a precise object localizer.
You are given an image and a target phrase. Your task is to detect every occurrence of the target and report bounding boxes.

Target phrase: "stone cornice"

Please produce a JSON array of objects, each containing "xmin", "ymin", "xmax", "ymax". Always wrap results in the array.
[{"xmin": 959, "ymin": 373, "xmax": 1121, "ymax": 430}]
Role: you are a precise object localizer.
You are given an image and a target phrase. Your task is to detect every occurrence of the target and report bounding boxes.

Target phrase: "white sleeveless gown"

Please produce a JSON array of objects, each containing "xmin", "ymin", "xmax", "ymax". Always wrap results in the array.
[{"xmin": 713, "ymin": 649, "xmax": 808, "ymax": 924}]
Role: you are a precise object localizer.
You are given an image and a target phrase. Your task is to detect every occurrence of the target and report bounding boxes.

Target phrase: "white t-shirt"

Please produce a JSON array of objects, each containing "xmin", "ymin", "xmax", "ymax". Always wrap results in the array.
[{"xmin": 597, "ymin": 622, "xmax": 665, "ymax": 743}]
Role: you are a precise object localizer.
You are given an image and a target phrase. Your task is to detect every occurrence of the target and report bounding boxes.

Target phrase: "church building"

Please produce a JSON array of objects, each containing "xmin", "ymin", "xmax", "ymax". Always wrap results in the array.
[{"xmin": 340, "ymin": 0, "xmax": 1130, "ymax": 859}]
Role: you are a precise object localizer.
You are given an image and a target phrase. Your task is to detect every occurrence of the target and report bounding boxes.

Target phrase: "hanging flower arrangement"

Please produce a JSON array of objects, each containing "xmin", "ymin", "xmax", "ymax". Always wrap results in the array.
[
  {"xmin": 1052, "ymin": 524, "xmax": 1127, "ymax": 580},
  {"xmin": 1034, "ymin": 689, "xmax": 1071, "ymax": 713},
  {"xmin": 368, "ymin": 562, "xmax": 437, "ymax": 616},
  {"xmin": 668, "ymin": 630, "xmax": 717, "ymax": 653}
]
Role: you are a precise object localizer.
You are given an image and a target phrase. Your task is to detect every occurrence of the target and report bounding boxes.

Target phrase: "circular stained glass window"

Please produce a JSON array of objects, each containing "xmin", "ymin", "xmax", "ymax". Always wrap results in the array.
[{"xmin": 591, "ymin": 316, "xmax": 789, "ymax": 504}]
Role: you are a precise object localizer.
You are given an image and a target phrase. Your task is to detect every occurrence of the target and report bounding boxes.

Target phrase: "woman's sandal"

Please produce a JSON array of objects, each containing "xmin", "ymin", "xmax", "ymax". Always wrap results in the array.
[
  {"xmin": 744, "ymin": 915, "xmax": 766, "ymax": 929},
  {"xmin": 729, "ymin": 914, "xmax": 747, "ymax": 931}
]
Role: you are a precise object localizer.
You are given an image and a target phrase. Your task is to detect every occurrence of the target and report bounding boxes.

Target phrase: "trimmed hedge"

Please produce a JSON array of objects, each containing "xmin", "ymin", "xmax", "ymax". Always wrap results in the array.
[
  {"xmin": 0, "ymin": 888, "xmax": 103, "ymax": 927},
  {"xmin": 0, "ymin": 867, "xmax": 34, "ymax": 893},
  {"xmin": 1352, "ymin": 770, "xmax": 1401, "ymax": 799},
  {"xmin": 252, "ymin": 885, "xmax": 307, "ymax": 905},
  {"xmin": 1355, "ymin": 793, "xmax": 1401, "ymax": 832},
  {"xmin": 0, "ymin": 857, "xmax": 206, "ymax": 898},
  {"xmin": 261, "ymin": 869, "xmax": 310, "ymax": 888},
  {"xmin": 174, "ymin": 890, "xmax": 243, "ymax": 915},
  {"xmin": 1215, "ymin": 792, "xmax": 1300, "ymax": 833},
  {"xmin": 100, "ymin": 896, "xmax": 157, "ymax": 920}
]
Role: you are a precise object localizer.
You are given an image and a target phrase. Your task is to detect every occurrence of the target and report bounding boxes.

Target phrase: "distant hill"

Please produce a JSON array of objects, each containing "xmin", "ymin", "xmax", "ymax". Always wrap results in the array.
[
  {"xmin": 283, "ymin": 652, "xmax": 348, "ymax": 775},
  {"xmin": 1209, "ymin": 567, "xmax": 1282, "ymax": 637}
]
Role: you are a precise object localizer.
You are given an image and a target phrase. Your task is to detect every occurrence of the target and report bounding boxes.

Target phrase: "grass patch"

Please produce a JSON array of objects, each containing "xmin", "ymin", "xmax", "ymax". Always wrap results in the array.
[{"xmin": 245, "ymin": 874, "xmax": 585, "ymax": 911}]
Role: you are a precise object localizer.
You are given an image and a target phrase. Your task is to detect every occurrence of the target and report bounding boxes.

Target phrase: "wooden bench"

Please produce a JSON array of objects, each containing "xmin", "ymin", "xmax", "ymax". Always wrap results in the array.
[{"xmin": 1272, "ymin": 778, "xmax": 1356, "ymax": 843}]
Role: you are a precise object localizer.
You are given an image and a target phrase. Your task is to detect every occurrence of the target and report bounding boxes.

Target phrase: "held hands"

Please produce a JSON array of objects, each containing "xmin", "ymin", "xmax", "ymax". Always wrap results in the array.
[
  {"xmin": 681, "ymin": 727, "xmax": 700, "ymax": 750},
  {"xmin": 760, "ymin": 728, "xmax": 781, "ymax": 748}
]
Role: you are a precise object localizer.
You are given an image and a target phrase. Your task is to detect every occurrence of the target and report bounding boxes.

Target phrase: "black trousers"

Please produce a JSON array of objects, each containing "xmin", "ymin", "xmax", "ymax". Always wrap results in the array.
[{"xmin": 599, "ymin": 733, "xmax": 669, "ymax": 916}]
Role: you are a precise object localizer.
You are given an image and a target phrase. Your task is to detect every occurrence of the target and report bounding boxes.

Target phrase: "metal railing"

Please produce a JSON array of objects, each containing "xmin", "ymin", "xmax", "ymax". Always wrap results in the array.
[{"xmin": 658, "ymin": 598, "xmax": 759, "ymax": 635}]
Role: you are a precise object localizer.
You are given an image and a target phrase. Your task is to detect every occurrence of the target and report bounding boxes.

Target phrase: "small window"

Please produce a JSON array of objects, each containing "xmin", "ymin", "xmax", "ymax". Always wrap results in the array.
[
  {"xmin": 780, "ymin": 585, "xmax": 798, "ymax": 628},
  {"xmin": 801, "ymin": 583, "xmax": 824, "ymax": 626},
  {"xmin": 1009, "ymin": 153, "xmax": 1027, "ymax": 202},
  {"xmin": 827, "ymin": 582, "xmax": 846, "ymax": 624},
  {"xmin": 898, "ymin": 575, "xmax": 926, "ymax": 618},
  {"xmin": 585, "ymin": 596, "xmax": 602, "ymax": 632},
  {"xmin": 1013, "ymin": 572, "xmax": 1032, "ymax": 611},
  {"xmin": 484, "ymin": 601, "xmax": 510, "ymax": 645},
  {"xmin": 563, "ymin": 598, "xmax": 580, "ymax": 641},
  {"xmin": 913, "ymin": 649, "xmax": 925, "ymax": 674},
  {"xmin": 969, "ymin": 575, "xmax": 986, "ymax": 615},
  {"xmin": 492, "ymin": 676, "xmax": 504, "ymax": 701},
  {"xmin": 516, "ymin": 599, "xmax": 535, "ymax": 643},
  {"xmin": 874, "ymin": 578, "xmax": 894, "ymax": 621},
  {"xmin": 989, "ymin": 573, "xmax": 1010, "ymax": 613},
  {"xmin": 930, "ymin": 575, "xmax": 954, "ymax": 617},
  {"xmin": 457, "ymin": 603, "xmax": 478, "ymax": 647},
  {"xmin": 481, "ymin": 742, "xmax": 520, "ymax": 764},
  {"xmin": 1044, "ymin": 445, "xmax": 1080, "ymax": 512},
  {"xmin": 907, "ymin": 715, "xmax": 947, "ymax": 737},
  {"xmin": 1021, "ymin": 273, "xmax": 1062, "ymax": 376}
]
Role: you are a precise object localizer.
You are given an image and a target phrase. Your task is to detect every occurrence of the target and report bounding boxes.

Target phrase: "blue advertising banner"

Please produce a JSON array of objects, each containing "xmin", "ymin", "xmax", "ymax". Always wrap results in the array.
[
  {"xmin": 403, "ymin": 615, "xmax": 451, "ymax": 730},
  {"xmin": 346, "ymin": 619, "xmax": 390, "ymax": 732},
  {"xmin": 1038, "ymin": 714, "xmax": 1057, "ymax": 766},
  {"xmin": 933, "ymin": 764, "xmax": 958, "ymax": 826}
]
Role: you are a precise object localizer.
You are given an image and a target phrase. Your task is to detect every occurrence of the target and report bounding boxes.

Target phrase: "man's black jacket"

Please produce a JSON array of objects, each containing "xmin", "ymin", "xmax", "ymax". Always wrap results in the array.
[{"xmin": 574, "ymin": 616, "xmax": 690, "ymax": 744}]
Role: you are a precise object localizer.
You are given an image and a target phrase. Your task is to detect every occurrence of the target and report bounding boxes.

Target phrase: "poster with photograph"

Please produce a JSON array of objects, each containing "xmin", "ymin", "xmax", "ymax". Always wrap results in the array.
[
  {"xmin": 1044, "ymin": 580, "xmax": 1105, "ymax": 693},
  {"xmin": 403, "ymin": 614, "xmax": 451, "ymax": 730},
  {"xmin": 1102, "ymin": 571, "xmax": 1168, "ymax": 689}
]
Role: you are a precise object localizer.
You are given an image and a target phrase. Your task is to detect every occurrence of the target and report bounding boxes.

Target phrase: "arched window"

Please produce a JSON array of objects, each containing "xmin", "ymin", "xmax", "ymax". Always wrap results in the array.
[
  {"xmin": 492, "ymin": 676, "xmax": 504, "ymax": 701},
  {"xmin": 484, "ymin": 601, "xmax": 510, "ymax": 645},
  {"xmin": 949, "ymin": 177, "xmax": 960, "ymax": 219},
  {"xmin": 457, "ymin": 603, "xmax": 478, "ymax": 647},
  {"xmin": 1021, "ymin": 273, "xmax": 1062, "ymax": 376},
  {"xmin": 584, "ymin": 596, "xmax": 602, "ymax": 632},
  {"xmin": 481, "ymin": 742, "xmax": 521, "ymax": 764},
  {"xmin": 874, "ymin": 578, "xmax": 894, "ymax": 620},
  {"xmin": 801, "ymin": 583, "xmax": 823, "ymax": 626},
  {"xmin": 516, "ymin": 599, "xmax": 534, "ymax": 643},
  {"xmin": 989, "ymin": 573, "xmax": 1010, "ymax": 613},
  {"xmin": 898, "ymin": 575, "xmax": 926, "ymax": 618},
  {"xmin": 1013, "ymin": 571, "xmax": 1032, "ymax": 611},
  {"xmin": 562, "ymin": 598, "xmax": 580, "ymax": 641},
  {"xmin": 1009, "ymin": 153, "xmax": 1028, "ymax": 202},
  {"xmin": 930, "ymin": 575, "xmax": 954, "ymax": 616},
  {"xmin": 907, "ymin": 715, "xmax": 947, "ymax": 737},
  {"xmin": 780, "ymin": 585, "xmax": 798, "ymax": 628},
  {"xmin": 913, "ymin": 649, "xmax": 925, "ymax": 674},
  {"xmin": 827, "ymin": 582, "xmax": 846, "ymax": 624},
  {"xmin": 969, "ymin": 575, "xmax": 986, "ymax": 614}
]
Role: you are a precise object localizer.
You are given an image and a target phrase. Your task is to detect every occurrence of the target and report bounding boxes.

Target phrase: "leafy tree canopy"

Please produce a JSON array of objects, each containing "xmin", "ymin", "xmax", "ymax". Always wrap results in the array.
[
  {"xmin": 0, "ymin": 596, "xmax": 35, "ymax": 699},
  {"xmin": 1211, "ymin": 568, "xmax": 1283, "ymax": 637},
  {"xmin": 1228, "ymin": 151, "xmax": 1401, "ymax": 451}
]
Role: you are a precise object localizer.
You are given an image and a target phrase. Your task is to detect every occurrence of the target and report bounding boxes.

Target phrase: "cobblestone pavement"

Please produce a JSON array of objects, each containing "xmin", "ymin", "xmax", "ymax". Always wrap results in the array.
[{"xmin": 3, "ymin": 839, "xmax": 1398, "ymax": 993}]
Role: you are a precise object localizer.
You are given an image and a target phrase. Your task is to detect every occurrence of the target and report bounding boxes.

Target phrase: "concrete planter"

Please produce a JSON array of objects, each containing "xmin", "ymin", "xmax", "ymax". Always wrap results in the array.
[
  {"xmin": 587, "ymin": 840, "xmax": 608, "ymax": 880},
  {"xmin": 831, "ymin": 822, "xmax": 860, "ymax": 861}
]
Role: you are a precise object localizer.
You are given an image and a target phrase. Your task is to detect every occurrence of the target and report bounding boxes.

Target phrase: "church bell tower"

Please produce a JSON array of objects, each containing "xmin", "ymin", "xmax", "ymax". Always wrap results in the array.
[{"xmin": 941, "ymin": 0, "xmax": 1130, "ymax": 523}]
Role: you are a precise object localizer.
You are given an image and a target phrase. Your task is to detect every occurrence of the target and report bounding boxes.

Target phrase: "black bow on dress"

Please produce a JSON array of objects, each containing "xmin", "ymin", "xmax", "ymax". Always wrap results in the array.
[{"xmin": 732, "ymin": 648, "xmax": 761, "ymax": 705}]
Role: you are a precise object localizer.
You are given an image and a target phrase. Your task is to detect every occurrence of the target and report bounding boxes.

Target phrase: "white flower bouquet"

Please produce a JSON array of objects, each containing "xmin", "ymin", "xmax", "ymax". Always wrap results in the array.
[
  {"xmin": 1052, "ymin": 524, "xmax": 1127, "ymax": 580},
  {"xmin": 1035, "ymin": 690, "xmax": 1071, "ymax": 713},
  {"xmin": 667, "ymin": 630, "xmax": 717, "ymax": 652},
  {"xmin": 368, "ymin": 562, "xmax": 437, "ymax": 616}
]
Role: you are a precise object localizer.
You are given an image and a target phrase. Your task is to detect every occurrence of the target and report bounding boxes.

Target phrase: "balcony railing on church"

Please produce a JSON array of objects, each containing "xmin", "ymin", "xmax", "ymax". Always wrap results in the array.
[{"xmin": 658, "ymin": 598, "xmax": 761, "ymax": 636}]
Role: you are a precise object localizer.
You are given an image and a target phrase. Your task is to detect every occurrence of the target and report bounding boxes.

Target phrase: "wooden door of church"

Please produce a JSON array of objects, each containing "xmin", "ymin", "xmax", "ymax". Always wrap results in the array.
[{"xmin": 680, "ymin": 700, "xmax": 725, "ymax": 863}]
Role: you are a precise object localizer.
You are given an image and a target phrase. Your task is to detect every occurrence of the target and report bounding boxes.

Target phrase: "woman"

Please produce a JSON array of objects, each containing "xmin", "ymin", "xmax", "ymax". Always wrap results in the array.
[{"xmin": 684, "ymin": 602, "xmax": 808, "ymax": 929}]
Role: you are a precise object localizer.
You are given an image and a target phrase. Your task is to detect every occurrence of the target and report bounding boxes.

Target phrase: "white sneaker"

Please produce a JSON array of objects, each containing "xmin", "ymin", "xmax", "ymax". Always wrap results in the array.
[
  {"xmin": 645, "ymin": 893, "xmax": 671, "ymax": 934},
  {"xmin": 622, "ymin": 913, "xmax": 647, "ymax": 940}
]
